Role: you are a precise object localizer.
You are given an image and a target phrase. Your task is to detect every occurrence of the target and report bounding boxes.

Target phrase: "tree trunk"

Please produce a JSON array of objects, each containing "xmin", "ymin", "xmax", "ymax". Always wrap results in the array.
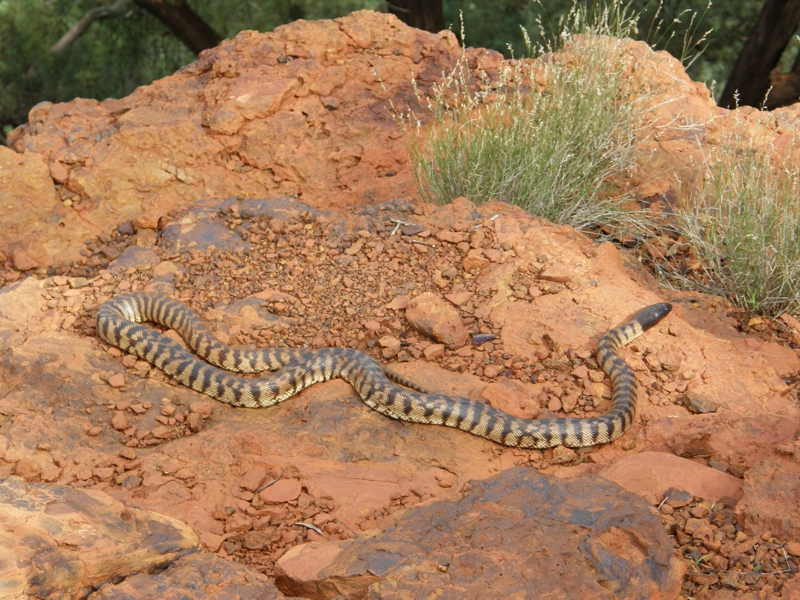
[
  {"xmin": 718, "ymin": 0, "xmax": 800, "ymax": 109},
  {"xmin": 386, "ymin": 0, "xmax": 444, "ymax": 33},
  {"xmin": 134, "ymin": 0, "xmax": 221, "ymax": 55}
]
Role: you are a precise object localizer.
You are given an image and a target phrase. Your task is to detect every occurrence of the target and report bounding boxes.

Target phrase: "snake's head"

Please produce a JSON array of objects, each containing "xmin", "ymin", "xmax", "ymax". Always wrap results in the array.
[{"xmin": 636, "ymin": 303, "xmax": 672, "ymax": 331}]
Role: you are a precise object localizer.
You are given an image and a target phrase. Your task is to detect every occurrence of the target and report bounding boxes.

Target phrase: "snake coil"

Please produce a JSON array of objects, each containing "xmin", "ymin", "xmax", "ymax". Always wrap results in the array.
[{"xmin": 97, "ymin": 293, "xmax": 671, "ymax": 448}]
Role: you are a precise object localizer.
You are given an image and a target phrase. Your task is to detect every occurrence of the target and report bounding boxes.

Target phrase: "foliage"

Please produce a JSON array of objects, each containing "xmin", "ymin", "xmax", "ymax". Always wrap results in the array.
[
  {"xmin": 628, "ymin": 0, "xmax": 779, "ymax": 96},
  {"xmin": 444, "ymin": 0, "xmax": 797, "ymax": 101},
  {"xmin": 405, "ymin": 2, "xmax": 652, "ymax": 231},
  {"xmin": 0, "ymin": 0, "xmax": 192, "ymax": 139}
]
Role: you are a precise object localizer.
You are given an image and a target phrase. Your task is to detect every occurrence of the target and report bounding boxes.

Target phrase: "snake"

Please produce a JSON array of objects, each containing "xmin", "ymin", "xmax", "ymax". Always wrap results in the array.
[{"xmin": 96, "ymin": 292, "xmax": 672, "ymax": 448}]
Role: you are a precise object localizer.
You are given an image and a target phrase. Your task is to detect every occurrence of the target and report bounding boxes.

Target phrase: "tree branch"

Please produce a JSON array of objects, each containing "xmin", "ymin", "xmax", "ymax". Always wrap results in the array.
[
  {"xmin": 133, "ymin": 0, "xmax": 221, "ymax": 55},
  {"xmin": 49, "ymin": 0, "xmax": 221, "ymax": 57},
  {"xmin": 49, "ymin": 0, "xmax": 134, "ymax": 54}
]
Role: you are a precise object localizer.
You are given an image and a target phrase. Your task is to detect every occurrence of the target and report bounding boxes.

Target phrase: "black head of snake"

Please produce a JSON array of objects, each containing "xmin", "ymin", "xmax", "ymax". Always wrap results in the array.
[{"xmin": 96, "ymin": 292, "xmax": 671, "ymax": 448}]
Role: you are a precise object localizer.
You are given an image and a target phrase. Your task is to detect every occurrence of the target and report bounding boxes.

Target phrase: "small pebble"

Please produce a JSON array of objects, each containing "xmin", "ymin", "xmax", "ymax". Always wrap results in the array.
[{"xmin": 107, "ymin": 373, "xmax": 126, "ymax": 389}]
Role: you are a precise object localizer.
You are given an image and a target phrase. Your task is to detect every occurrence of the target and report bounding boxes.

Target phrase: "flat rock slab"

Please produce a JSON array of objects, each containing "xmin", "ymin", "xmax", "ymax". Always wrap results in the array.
[
  {"xmin": 88, "ymin": 552, "xmax": 290, "ymax": 599},
  {"xmin": 599, "ymin": 451, "xmax": 743, "ymax": 504},
  {"xmin": 275, "ymin": 466, "xmax": 684, "ymax": 599},
  {"xmin": 0, "ymin": 475, "xmax": 199, "ymax": 599}
]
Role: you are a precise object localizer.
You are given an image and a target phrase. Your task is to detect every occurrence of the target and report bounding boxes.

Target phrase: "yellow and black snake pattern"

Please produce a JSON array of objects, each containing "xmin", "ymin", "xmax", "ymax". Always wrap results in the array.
[{"xmin": 96, "ymin": 292, "xmax": 671, "ymax": 448}]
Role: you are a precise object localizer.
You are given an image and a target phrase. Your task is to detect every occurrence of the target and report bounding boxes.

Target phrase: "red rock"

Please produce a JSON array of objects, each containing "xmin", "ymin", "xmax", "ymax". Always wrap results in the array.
[
  {"xmin": 683, "ymin": 518, "xmax": 707, "ymax": 535},
  {"xmin": 259, "ymin": 479, "xmax": 302, "ymax": 504},
  {"xmin": 483, "ymin": 365, "xmax": 502, "ymax": 378},
  {"xmin": 14, "ymin": 458, "xmax": 42, "ymax": 481},
  {"xmin": 435, "ymin": 230, "xmax": 468, "ymax": 244},
  {"xmin": 132, "ymin": 212, "xmax": 161, "ymax": 230},
  {"xmin": 108, "ymin": 374, "xmax": 125, "ymax": 389},
  {"xmin": 99, "ymin": 245, "xmax": 120, "ymax": 259},
  {"xmin": 444, "ymin": 291, "xmax": 472, "ymax": 306},
  {"xmin": 0, "ymin": 476, "xmax": 199, "ymax": 597},
  {"xmin": 187, "ymin": 413, "xmax": 203, "ymax": 433},
  {"xmin": 570, "ymin": 364, "xmax": 589, "ymax": 379},
  {"xmin": 0, "ymin": 277, "xmax": 46, "ymax": 323},
  {"xmin": 87, "ymin": 426, "xmax": 103, "ymax": 437},
  {"xmin": 378, "ymin": 335, "xmax": 400, "ymax": 350},
  {"xmin": 385, "ymin": 295, "xmax": 410, "ymax": 310},
  {"xmin": 483, "ymin": 248, "xmax": 502, "ymax": 262},
  {"xmin": 10, "ymin": 248, "xmax": 39, "ymax": 271},
  {"xmin": 276, "ymin": 468, "xmax": 682, "ymax": 598},
  {"xmin": 313, "ymin": 513, "xmax": 335, "ymax": 527},
  {"xmin": 243, "ymin": 530, "xmax": 272, "ymax": 550},
  {"xmin": 422, "ymin": 344, "xmax": 445, "ymax": 360},
  {"xmin": 432, "ymin": 270, "xmax": 448, "ymax": 289},
  {"xmin": 141, "ymin": 471, "xmax": 170, "ymax": 487},
  {"xmin": 599, "ymin": 452, "xmax": 743, "ymax": 504},
  {"xmin": 40, "ymin": 465, "xmax": 62, "ymax": 482},
  {"xmin": 93, "ymin": 553, "xmax": 284, "ymax": 597},
  {"xmin": 172, "ymin": 468, "xmax": 192, "ymax": 480},
  {"xmin": 111, "ymin": 411, "xmax": 129, "ymax": 431},
  {"xmin": 362, "ymin": 320, "xmax": 381, "ymax": 333},
  {"xmin": 736, "ymin": 455, "xmax": 800, "ymax": 541},
  {"xmin": 462, "ymin": 248, "xmax": 489, "ymax": 272},
  {"xmin": 547, "ymin": 396, "xmax": 563, "ymax": 412},
  {"xmin": 405, "ymin": 292, "xmax": 468, "ymax": 349},
  {"xmin": 224, "ymin": 512, "xmax": 253, "ymax": 534},
  {"xmin": 239, "ymin": 466, "xmax": 268, "ymax": 492},
  {"xmin": 151, "ymin": 426, "xmax": 171, "ymax": 439},
  {"xmin": 435, "ymin": 469, "xmax": 456, "ymax": 488},
  {"xmin": 92, "ymin": 467, "xmax": 115, "ymax": 481},
  {"xmin": 275, "ymin": 542, "xmax": 356, "ymax": 598},
  {"xmin": 199, "ymin": 530, "xmax": 224, "ymax": 552},
  {"xmin": 48, "ymin": 161, "xmax": 69, "ymax": 182},
  {"xmin": 552, "ymin": 446, "xmax": 577, "ymax": 464},
  {"xmin": 190, "ymin": 401, "xmax": 212, "ymax": 416}
]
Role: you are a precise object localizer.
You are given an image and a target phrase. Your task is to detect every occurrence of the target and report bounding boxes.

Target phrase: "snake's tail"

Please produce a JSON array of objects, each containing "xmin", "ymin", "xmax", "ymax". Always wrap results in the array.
[{"xmin": 383, "ymin": 368, "xmax": 429, "ymax": 394}]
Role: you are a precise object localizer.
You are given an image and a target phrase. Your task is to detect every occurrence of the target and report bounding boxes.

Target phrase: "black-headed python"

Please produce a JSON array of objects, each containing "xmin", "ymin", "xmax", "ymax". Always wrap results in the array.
[{"xmin": 96, "ymin": 292, "xmax": 671, "ymax": 448}]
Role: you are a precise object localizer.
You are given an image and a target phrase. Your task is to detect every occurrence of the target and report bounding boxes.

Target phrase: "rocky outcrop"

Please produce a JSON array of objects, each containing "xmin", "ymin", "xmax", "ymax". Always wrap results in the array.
[
  {"xmin": 2, "ymin": 11, "xmax": 491, "ymax": 269},
  {"xmin": 4, "ymin": 12, "xmax": 800, "ymax": 274},
  {"xmin": 274, "ymin": 467, "xmax": 684, "ymax": 599},
  {"xmin": 89, "ymin": 553, "xmax": 288, "ymax": 599},
  {"xmin": 2, "ymin": 9, "xmax": 800, "ymax": 599},
  {"xmin": 0, "ymin": 475, "xmax": 199, "ymax": 598}
]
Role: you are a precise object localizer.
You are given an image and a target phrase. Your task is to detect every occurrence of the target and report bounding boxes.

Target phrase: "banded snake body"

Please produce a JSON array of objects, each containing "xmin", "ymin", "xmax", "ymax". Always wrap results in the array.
[{"xmin": 97, "ymin": 292, "xmax": 671, "ymax": 449}]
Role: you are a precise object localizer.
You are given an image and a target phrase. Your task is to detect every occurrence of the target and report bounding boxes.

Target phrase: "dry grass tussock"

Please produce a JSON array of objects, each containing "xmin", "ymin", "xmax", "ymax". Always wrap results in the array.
[{"xmin": 667, "ymin": 122, "xmax": 800, "ymax": 317}]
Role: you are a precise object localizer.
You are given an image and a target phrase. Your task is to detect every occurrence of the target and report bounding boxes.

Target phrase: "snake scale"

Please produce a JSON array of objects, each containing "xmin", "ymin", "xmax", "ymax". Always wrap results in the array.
[{"xmin": 96, "ymin": 292, "xmax": 672, "ymax": 448}]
